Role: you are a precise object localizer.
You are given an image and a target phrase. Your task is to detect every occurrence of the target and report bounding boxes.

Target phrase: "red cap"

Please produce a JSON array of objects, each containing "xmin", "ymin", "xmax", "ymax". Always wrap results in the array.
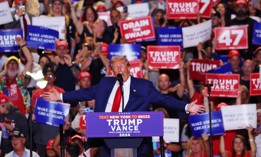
[
  {"xmin": 78, "ymin": 71, "xmax": 92, "ymax": 80},
  {"xmin": 101, "ymin": 42, "xmax": 108, "ymax": 57},
  {"xmin": 56, "ymin": 40, "xmax": 68, "ymax": 49},
  {"xmin": 71, "ymin": 135, "xmax": 85, "ymax": 142},
  {"xmin": 0, "ymin": 93, "xmax": 9, "ymax": 104},
  {"xmin": 215, "ymin": 102, "xmax": 228, "ymax": 110},
  {"xmin": 46, "ymin": 139, "xmax": 54, "ymax": 149},
  {"xmin": 235, "ymin": 0, "xmax": 247, "ymax": 6},
  {"xmin": 228, "ymin": 50, "xmax": 240, "ymax": 59},
  {"xmin": 113, "ymin": 0, "xmax": 125, "ymax": 8},
  {"xmin": 96, "ymin": 5, "xmax": 107, "ymax": 12},
  {"xmin": 15, "ymin": 0, "xmax": 26, "ymax": 3}
]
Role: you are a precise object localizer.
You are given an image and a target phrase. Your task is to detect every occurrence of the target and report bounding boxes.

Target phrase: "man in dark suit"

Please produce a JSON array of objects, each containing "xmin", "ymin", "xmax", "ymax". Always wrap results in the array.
[{"xmin": 43, "ymin": 55, "xmax": 205, "ymax": 156}]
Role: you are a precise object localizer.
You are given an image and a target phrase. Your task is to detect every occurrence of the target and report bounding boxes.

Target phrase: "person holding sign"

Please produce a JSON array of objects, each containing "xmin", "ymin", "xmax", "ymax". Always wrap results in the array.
[
  {"xmin": 43, "ymin": 55, "xmax": 205, "ymax": 157},
  {"xmin": 220, "ymin": 125, "xmax": 256, "ymax": 157}
]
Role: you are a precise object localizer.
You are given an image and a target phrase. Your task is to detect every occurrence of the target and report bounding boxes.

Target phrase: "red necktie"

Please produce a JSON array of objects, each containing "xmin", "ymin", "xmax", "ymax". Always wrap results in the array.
[
  {"xmin": 22, "ymin": 15, "xmax": 28, "ymax": 39},
  {"xmin": 111, "ymin": 86, "xmax": 122, "ymax": 112}
]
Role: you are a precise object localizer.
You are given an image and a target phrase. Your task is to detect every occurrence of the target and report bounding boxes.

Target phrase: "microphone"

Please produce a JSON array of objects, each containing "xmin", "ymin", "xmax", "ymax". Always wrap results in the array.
[{"xmin": 116, "ymin": 74, "xmax": 123, "ymax": 86}]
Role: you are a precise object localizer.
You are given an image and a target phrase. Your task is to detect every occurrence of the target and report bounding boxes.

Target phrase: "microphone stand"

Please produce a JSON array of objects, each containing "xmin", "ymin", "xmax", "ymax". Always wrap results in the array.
[
  {"xmin": 205, "ymin": 84, "xmax": 213, "ymax": 157},
  {"xmin": 120, "ymin": 82, "xmax": 124, "ymax": 112}
]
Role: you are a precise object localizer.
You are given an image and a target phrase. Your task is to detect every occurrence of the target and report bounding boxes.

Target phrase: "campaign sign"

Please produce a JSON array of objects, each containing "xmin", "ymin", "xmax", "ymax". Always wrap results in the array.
[
  {"xmin": 32, "ymin": 16, "xmax": 66, "ymax": 39},
  {"xmin": 205, "ymin": 73, "xmax": 240, "ymax": 97},
  {"xmin": 208, "ymin": 63, "xmax": 233, "ymax": 74},
  {"xmin": 34, "ymin": 98, "xmax": 70, "ymax": 127},
  {"xmin": 119, "ymin": 16, "xmax": 155, "ymax": 43},
  {"xmin": 189, "ymin": 111, "xmax": 224, "ymax": 138},
  {"xmin": 0, "ymin": 2, "xmax": 13, "ymax": 25},
  {"xmin": 215, "ymin": 26, "xmax": 248, "ymax": 50},
  {"xmin": 250, "ymin": 73, "xmax": 261, "ymax": 96},
  {"xmin": 252, "ymin": 22, "xmax": 261, "ymax": 45},
  {"xmin": 129, "ymin": 60, "xmax": 143, "ymax": 78},
  {"xmin": 189, "ymin": 59, "xmax": 221, "ymax": 81},
  {"xmin": 147, "ymin": 46, "xmax": 181, "ymax": 69},
  {"xmin": 157, "ymin": 27, "xmax": 183, "ymax": 46},
  {"xmin": 199, "ymin": 0, "xmax": 212, "ymax": 18},
  {"xmin": 108, "ymin": 44, "xmax": 141, "ymax": 61},
  {"xmin": 221, "ymin": 104, "xmax": 257, "ymax": 130},
  {"xmin": 166, "ymin": 0, "xmax": 199, "ymax": 19},
  {"xmin": 152, "ymin": 118, "xmax": 180, "ymax": 143},
  {"xmin": 107, "ymin": 59, "xmax": 143, "ymax": 78},
  {"xmin": 0, "ymin": 29, "xmax": 22, "ymax": 53},
  {"xmin": 182, "ymin": 20, "xmax": 212, "ymax": 48},
  {"xmin": 26, "ymin": 25, "xmax": 58, "ymax": 50},
  {"xmin": 117, "ymin": 3, "xmax": 149, "ymax": 19},
  {"xmin": 85, "ymin": 112, "xmax": 163, "ymax": 138}
]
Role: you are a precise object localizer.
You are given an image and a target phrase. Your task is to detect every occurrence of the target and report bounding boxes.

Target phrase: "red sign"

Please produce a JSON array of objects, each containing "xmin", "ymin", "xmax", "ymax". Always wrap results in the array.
[
  {"xmin": 119, "ymin": 16, "xmax": 155, "ymax": 43},
  {"xmin": 250, "ymin": 73, "xmax": 261, "ymax": 96},
  {"xmin": 189, "ymin": 59, "xmax": 221, "ymax": 81},
  {"xmin": 214, "ymin": 26, "xmax": 248, "ymax": 50},
  {"xmin": 107, "ymin": 60, "xmax": 143, "ymax": 78},
  {"xmin": 166, "ymin": 0, "xmax": 199, "ymax": 19},
  {"xmin": 147, "ymin": 46, "xmax": 181, "ymax": 69},
  {"xmin": 199, "ymin": 0, "xmax": 212, "ymax": 18},
  {"xmin": 205, "ymin": 73, "xmax": 240, "ymax": 97}
]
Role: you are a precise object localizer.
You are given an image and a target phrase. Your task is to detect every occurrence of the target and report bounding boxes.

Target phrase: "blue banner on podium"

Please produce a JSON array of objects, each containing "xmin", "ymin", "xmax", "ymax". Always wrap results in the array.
[
  {"xmin": 0, "ymin": 29, "xmax": 22, "ymax": 52},
  {"xmin": 34, "ymin": 98, "xmax": 70, "ymax": 127},
  {"xmin": 26, "ymin": 25, "xmax": 58, "ymax": 50},
  {"xmin": 86, "ymin": 112, "xmax": 163, "ymax": 138},
  {"xmin": 188, "ymin": 111, "xmax": 224, "ymax": 138}
]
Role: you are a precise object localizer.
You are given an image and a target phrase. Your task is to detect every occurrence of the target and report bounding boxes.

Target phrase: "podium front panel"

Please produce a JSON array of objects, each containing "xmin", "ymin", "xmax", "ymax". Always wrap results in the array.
[{"xmin": 86, "ymin": 112, "xmax": 163, "ymax": 138}]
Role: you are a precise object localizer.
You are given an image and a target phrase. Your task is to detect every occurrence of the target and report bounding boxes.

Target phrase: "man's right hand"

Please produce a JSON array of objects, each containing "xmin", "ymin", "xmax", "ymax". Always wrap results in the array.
[
  {"xmin": 187, "ymin": 100, "xmax": 206, "ymax": 114},
  {"xmin": 42, "ymin": 88, "xmax": 62, "ymax": 101}
]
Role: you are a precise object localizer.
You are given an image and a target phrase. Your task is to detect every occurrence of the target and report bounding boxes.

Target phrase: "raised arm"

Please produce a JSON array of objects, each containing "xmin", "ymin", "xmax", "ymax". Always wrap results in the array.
[
  {"xmin": 219, "ymin": 135, "xmax": 228, "ymax": 157},
  {"xmin": 247, "ymin": 125, "xmax": 256, "ymax": 157},
  {"xmin": 68, "ymin": 0, "xmax": 84, "ymax": 35},
  {"xmin": 176, "ymin": 61, "xmax": 185, "ymax": 98}
]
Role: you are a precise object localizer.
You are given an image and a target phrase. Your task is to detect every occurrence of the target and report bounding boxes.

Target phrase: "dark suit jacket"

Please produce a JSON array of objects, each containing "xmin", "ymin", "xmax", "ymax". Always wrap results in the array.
[
  {"xmin": 4, "ymin": 13, "xmax": 33, "ymax": 30},
  {"xmin": 63, "ymin": 76, "xmax": 187, "ymax": 112},
  {"xmin": 63, "ymin": 76, "xmax": 187, "ymax": 156}
]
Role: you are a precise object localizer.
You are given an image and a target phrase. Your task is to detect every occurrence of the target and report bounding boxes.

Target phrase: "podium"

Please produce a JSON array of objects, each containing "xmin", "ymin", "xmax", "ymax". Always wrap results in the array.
[{"xmin": 85, "ymin": 112, "xmax": 164, "ymax": 157}]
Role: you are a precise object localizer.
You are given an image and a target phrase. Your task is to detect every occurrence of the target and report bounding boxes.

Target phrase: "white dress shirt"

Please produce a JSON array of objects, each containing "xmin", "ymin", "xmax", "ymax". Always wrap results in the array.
[{"xmin": 105, "ymin": 76, "xmax": 131, "ymax": 112}]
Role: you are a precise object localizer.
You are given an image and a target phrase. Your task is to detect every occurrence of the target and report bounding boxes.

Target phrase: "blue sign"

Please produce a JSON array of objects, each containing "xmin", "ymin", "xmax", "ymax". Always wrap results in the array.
[
  {"xmin": 188, "ymin": 111, "xmax": 225, "ymax": 138},
  {"xmin": 86, "ymin": 112, "xmax": 163, "ymax": 138},
  {"xmin": 26, "ymin": 25, "xmax": 58, "ymax": 50},
  {"xmin": 215, "ymin": 55, "xmax": 228, "ymax": 64},
  {"xmin": 34, "ymin": 98, "xmax": 70, "ymax": 127},
  {"xmin": 108, "ymin": 44, "xmax": 141, "ymax": 61},
  {"xmin": 252, "ymin": 22, "xmax": 261, "ymax": 45},
  {"xmin": 0, "ymin": 29, "xmax": 22, "ymax": 53},
  {"xmin": 157, "ymin": 27, "xmax": 183, "ymax": 47},
  {"xmin": 208, "ymin": 63, "xmax": 233, "ymax": 74}
]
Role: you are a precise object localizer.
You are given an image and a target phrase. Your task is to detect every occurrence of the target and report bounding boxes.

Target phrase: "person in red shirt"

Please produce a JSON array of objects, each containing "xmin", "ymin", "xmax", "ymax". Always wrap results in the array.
[{"xmin": 220, "ymin": 125, "xmax": 256, "ymax": 157}]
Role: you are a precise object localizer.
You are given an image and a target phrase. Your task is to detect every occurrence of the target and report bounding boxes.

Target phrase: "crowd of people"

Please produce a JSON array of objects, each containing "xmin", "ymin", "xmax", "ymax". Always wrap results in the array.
[{"xmin": 0, "ymin": 0, "xmax": 261, "ymax": 156}]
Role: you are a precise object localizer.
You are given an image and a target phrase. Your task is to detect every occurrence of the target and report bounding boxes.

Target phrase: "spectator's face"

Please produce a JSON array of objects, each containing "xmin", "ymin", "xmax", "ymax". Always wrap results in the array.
[
  {"xmin": 6, "ymin": 60, "xmax": 19, "ymax": 78},
  {"xmin": 0, "ymin": 104, "xmax": 7, "ymax": 114},
  {"xmin": 211, "ymin": 16, "xmax": 221, "ymax": 28},
  {"xmin": 111, "ymin": 59, "xmax": 130, "ymax": 82},
  {"xmin": 11, "ymin": 137, "xmax": 25, "ymax": 151},
  {"xmin": 78, "ymin": 77, "xmax": 91, "ymax": 88},
  {"xmin": 255, "ymin": 50, "xmax": 261, "ymax": 63},
  {"xmin": 86, "ymin": 8, "xmax": 95, "ymax": 22},
  {"xmin": 234, "ymin": 4, "xmax": 247, "ymax": 17},
  {"xmin": 228, "ymin": 56, "xmax": 240, "ymax": 70},
  {"xmin": 191, "ymin": 139, "xmax": 201, "ymax": 153},
  {"xmin": 242, "ymin": 60, "xmax": 254, "ymax": 76},
  {"xmin": 56, "ymin": 46, "xmax": 68, "ymax": 57},
  {"xmin": 52, "ymin": 1, "xmax": 63, "ymax": 14},
  {"xmin": 44, "ymin": 71, "xmax": 56, "ymax": 85},
  {"xmin": 216, "ymin": 3, "xmax": 226, "ymax": 15},
  {"xmin": 110, "ymin": 10, "xmax": 121, "ymax": 24},
  {"xmin": 154, "ymin": 12, "xmax": 163, "ymax": 25},
  {"xmin": 39, "ymin": 56, "xmax": 50, "ymax": 69},
  {"xmin": 158, "ymin": 75, "xmax": 171, "ymax": 91},
  {"xmin": 233, "ymin": 138, "xmax": 244, "ymax": 153}
]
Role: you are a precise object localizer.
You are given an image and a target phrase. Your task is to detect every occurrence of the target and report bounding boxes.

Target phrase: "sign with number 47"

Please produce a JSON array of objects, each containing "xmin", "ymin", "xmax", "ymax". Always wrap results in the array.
[{"xmin": 215, "ymin": 26, "xmax": 248, "ymax": 50}]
